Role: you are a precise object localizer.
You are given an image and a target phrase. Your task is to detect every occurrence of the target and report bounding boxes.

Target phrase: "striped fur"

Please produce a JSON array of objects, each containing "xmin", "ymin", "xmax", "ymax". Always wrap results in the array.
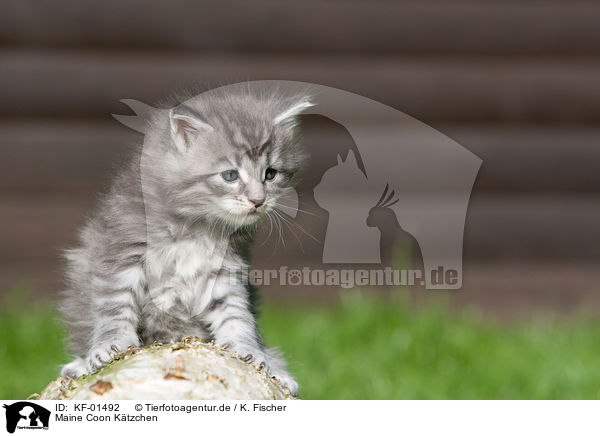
[{"xmin": 59, "ymin": 88, "xmax": 312, "ymax": 394}]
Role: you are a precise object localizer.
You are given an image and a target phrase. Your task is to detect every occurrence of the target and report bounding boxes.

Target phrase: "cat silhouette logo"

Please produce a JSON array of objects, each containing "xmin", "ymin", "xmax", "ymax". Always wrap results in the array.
[
  {"xmin": 2, "ymin": 402, "xmax": 50, "ymax": 433},
  {"xmin": 114, "ymin": 80, "xmax": 481, "ymax": 290}
]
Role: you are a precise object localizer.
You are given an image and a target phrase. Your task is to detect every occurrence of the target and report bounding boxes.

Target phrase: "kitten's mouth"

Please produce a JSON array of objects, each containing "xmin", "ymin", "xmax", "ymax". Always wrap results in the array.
[
  {"xmin": 244, "ymin": 208, "xmax": 264, "ymax": 220},
  {"xmin": 226, "ymin": 208, "xmax": 264, "ymax": 226},
  {"xmin": 247, "ymin": 203, "xmax": 270, "ymax": 215}
]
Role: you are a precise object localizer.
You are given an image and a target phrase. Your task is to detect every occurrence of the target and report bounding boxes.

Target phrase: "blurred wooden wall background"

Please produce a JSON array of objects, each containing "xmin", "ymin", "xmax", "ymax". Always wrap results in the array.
[{"xmin": 1, "ymin": 0, "xmax": 599, "ymax": 316}]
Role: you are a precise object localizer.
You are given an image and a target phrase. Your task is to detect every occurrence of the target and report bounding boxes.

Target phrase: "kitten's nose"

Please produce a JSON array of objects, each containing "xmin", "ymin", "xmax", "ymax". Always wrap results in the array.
[{"xmin": 249, "ymin": 197, "xmax": 265, "ymax": 208}]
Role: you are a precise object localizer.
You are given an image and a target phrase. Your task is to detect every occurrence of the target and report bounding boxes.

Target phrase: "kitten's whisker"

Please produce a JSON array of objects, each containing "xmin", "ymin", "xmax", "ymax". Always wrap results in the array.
[
  {"xmin": 274, "ymin": 207, "xmax": 321, "ymax": 243},
  {"xmin": 272, "ymin": 209, "xmax": 305, "ymax": 253},
  {"xmin": 272, "ymin": 211, "xmax": 285, "ymax": 248},
  {"xmin": 259, "ymin": 212, "xmax": 275, "ymax": 247},
  {"xmin": 276, "ymin": 201, "xmax": 321, "ymax": 217},
  {"xmin": 271, "ymin": 211, "xmax": 283, "ymax": 251}
]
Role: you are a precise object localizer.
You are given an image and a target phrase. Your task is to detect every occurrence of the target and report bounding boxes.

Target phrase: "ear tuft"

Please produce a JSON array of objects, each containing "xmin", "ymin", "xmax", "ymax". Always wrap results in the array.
[
  {"xmin": 169, "ymin": 110, "xmax": 213, "ymax": 151},
  {"xmin": 274, "ymin": 99, "xmax": 315, "ymax": 126}
]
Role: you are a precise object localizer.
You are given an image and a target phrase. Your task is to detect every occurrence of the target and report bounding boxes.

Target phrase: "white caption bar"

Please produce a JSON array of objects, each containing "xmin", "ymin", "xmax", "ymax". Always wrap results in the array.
[{"xmin": 1, "ymin": 400, "xmax": 595, "ymax": 435}]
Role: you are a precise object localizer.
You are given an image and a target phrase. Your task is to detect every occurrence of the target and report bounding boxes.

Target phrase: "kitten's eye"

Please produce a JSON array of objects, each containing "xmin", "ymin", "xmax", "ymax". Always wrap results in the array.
[
  {"xmin": 221, "ymin": 170, "xmax": 239, "ymax": 182},
  {"xmin": 265, "ymin": 168, "xmax": 277, "ymax": 181}
]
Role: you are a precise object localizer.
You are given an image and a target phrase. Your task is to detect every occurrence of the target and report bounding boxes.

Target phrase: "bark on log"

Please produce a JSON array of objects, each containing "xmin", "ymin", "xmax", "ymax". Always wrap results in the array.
[{"xmin": 37, "ymin": 338, "xmax": 295, "ymax": 400}]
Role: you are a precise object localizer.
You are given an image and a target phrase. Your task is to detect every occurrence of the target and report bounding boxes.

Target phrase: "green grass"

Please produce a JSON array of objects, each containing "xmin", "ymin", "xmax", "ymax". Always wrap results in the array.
[
  {"xmin": 2, "ymin": 290, "xmax": 600, "ymax": 399},
  {"xmin": 0, "ymin": 291, "xmax": 69, "ymax": 399}
]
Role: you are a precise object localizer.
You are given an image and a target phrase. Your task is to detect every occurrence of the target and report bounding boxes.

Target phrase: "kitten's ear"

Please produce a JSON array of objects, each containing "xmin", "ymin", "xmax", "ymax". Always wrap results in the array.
[
  {"xmin": 169, "ymin": 109, "xmax": 213, "ymax": 152},
  {"xmin": 274, "ymin": 99, "xmax": 315, "ymax": 127},
  {"xmin": 337, "ymin": 154, "xmax": 343, "ymax": 165}
]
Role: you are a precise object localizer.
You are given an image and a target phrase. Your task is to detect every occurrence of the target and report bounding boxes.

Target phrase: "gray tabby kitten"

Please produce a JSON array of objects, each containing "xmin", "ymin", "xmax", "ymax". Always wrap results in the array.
[{"xmin": 59, "ymin": 88, "xmax": 313, "ymax": 394}]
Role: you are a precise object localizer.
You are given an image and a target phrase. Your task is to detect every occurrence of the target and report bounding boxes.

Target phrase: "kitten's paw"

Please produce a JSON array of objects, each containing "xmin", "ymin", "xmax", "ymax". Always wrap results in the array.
[
  {"xmin": 224, "ymin": 344, "xmax": 298, "ymax": 395},
  {"xmin": 86, "ymin": 337, "xmax": 139, "ymax": 372},
  {"xmin": 225, "ymin": 344, "xmax": 265, "ymax": 366},
  {"xmin": 86, "ymin": 347, "xmax": 112, "ymax": 372},
  {"xmin": 269, "ymin": 369, "xmax": 298, "ymax": 396},
  {"xmin": 61, "ymin": 357, "xmax": 87, "ymax": 379},
  {"xmin": 262, "ymin": 347, "xmax": 298, "ymax": 395}
]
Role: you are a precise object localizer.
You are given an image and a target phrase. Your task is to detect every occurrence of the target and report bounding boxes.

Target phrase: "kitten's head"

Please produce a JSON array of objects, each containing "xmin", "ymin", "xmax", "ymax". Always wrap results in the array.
[{"xmin": 150, "ymin": 90, "xmax": 312, "ymax": 228}]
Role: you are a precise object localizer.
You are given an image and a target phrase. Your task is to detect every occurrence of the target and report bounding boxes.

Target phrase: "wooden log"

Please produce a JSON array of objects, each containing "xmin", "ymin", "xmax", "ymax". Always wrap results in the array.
[{"xmin": 37, "ymin": 338, "xmax": 295, "ymax": 400}]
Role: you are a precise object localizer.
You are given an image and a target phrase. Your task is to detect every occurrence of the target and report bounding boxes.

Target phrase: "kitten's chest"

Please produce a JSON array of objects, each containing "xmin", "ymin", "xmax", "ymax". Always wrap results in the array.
[
  {"xmin": 143, "ymin": 237, "xmax": 242, "ymax": 316},
  {"xmin": 145, "ymin": 238, "xmax": 227, "ymax": 282}
]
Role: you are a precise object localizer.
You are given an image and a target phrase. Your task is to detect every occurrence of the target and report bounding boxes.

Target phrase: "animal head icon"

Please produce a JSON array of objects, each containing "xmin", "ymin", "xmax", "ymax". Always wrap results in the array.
[{"xmin": 313, "ymin": 150, "xmax": 367, "ymax": 209}]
